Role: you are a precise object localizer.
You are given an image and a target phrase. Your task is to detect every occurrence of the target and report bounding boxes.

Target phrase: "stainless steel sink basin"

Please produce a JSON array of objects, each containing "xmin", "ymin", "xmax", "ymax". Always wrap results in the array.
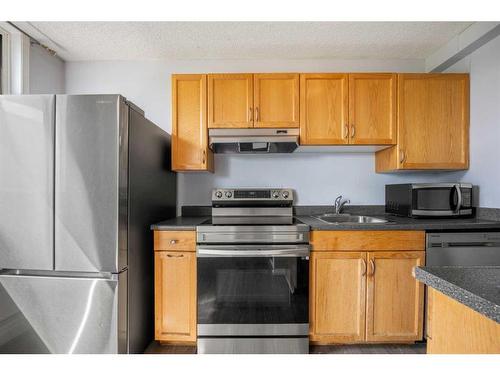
[{"xmin": 313, "ymin": 213, "xmax": 389, "ymax": 224}]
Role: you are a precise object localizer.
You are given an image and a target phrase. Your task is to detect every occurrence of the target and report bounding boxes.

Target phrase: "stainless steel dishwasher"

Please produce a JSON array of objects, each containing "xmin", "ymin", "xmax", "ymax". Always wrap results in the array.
[{"xmin": 426, "ymin": 232, "xmax": 500, "ymax": 266}]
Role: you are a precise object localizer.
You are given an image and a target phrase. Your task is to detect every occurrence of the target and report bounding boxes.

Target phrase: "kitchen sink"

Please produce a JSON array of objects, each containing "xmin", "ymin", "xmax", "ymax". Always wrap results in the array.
[{"xmin": 313, "ymin": 213, "xmax": 389, "ymax": 224}]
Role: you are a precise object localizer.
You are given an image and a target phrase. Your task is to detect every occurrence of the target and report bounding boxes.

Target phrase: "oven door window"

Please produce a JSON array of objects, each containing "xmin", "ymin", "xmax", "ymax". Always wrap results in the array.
[
  {"xmin": 197, "ymin": 257, "xmax": 308, "ymax": 324},
  {"xmin": 414, "ymin": 187, "xmax": 456, "ymax": 211}
]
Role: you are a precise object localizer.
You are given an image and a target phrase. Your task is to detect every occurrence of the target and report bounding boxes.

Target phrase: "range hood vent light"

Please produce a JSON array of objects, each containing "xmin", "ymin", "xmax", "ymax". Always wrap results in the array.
[{"xmin": 209, "ymin": 128, "xmax": 299, "ymax": 154}]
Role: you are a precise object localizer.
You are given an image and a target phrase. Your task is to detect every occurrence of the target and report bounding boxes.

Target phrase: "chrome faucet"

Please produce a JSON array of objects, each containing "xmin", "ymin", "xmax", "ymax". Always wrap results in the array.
[{"xmin": 334, "ymin": 195, "xmax": 350, "ymax": 214}]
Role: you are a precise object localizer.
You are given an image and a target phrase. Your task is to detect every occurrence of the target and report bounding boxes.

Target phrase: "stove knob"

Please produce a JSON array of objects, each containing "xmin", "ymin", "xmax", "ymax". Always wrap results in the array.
[
  {"xmin": 272, "ymin": 192, "xmax": 280, "ymax": 199},
  {"xmin": 215, "ymin": 191, "xmax": 223, "ymax": 198},
  {"xmin": 282, "ymin": 191, "xmax": 290, "ymax": 199},
  {"xmin": 225, "ymin": 191, "xmax": 233, "ymax": 198}
]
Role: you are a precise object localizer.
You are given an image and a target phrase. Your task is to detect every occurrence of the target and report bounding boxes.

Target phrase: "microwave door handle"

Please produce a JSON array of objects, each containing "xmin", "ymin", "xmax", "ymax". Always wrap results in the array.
[{"xmin": 453, "ymin": 184, "xmax": 462, "ymax": 213}]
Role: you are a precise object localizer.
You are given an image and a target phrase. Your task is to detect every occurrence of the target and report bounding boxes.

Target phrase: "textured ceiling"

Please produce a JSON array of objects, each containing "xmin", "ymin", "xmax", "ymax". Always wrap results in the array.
[{"xmin": 27, "ymin": 22, "xmax": 473, "ymax": 61}]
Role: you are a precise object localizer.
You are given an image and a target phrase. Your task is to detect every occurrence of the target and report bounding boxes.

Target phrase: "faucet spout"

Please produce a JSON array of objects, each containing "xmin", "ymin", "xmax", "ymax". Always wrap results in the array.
[{"xmin": 334, "ymin": 195, "xmax": 350, "ymax": 214}]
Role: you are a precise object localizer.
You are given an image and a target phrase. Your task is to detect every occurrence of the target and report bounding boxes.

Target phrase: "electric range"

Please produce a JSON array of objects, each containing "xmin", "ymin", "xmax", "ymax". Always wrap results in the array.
[{"xmin": 196, "ymin": 188, "xmax": 310, "ymax": 354}]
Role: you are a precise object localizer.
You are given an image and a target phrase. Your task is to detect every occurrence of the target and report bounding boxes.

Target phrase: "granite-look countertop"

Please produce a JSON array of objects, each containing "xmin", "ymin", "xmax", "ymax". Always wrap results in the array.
[
  {"xmin": 151, "ymin": 214, "xmax": 500, "ymax": 231},
  {"xmin": 297, "ymin": 214, "xmax": 500, "ymax": 231},
  {"xmin": 414, "ymin": 266, "xmax": 500, "ymax": 323},
  {"xmin": 151, "ymin": 216, "xmax": 209, "ymax": 230}
]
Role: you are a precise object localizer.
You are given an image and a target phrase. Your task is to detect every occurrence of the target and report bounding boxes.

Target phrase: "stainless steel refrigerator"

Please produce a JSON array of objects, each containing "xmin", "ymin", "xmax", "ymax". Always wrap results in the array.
[{"xmin": 0, "ymin": 95, "xmax": 176, "ymax": 353}]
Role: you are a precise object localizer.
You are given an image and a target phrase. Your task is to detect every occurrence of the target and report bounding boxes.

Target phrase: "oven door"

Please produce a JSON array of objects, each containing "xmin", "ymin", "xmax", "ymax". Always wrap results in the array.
[
  {"xmin": 411, "ymin": 183, "xmax": 472, "ymax": 216},
  {"xmin": 197, "ymin": 245, "xmax": 309, "ymax": 337}
]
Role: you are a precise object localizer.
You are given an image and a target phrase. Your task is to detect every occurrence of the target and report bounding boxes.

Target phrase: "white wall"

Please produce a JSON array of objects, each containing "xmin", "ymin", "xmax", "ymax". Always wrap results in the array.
[
  {"xmin": 29, "ymin": 44, "xmax": 65, "ymax": 94},
  {"xmin": 182, "ymin": 154, "xmax": 465, "ymax": 206},
  {"xmin": 65, "ymin": 58, "xmax": 424, "ymax": 134},
  {"xmin": 65, "ymin": 57, "xmax": 470, "ymax": 208},
  {"xmin": 445, "ymin": 35, "xmax": 500, "ymax": 208}
]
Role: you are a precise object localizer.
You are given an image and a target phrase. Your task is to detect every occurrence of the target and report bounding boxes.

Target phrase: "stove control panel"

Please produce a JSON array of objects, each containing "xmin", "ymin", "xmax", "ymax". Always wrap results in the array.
[{"xmin": 212, "ymin": 188, "xmax": 294, "ymax": 202}]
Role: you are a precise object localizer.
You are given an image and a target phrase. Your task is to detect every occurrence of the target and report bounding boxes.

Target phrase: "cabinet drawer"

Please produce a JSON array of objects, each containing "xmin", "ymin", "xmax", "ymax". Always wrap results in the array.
[
  {"xmin": 154, "ymin": 231, "xmax": 196, "ymax": 251},
  {"xmin": 310, "ymin": 231, "xmax": 425, "ymax": 251}
]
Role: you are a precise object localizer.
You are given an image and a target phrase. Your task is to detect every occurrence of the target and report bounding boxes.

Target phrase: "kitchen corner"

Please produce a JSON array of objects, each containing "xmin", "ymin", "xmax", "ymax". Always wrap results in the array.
[{"xmin": 2, "ymin": 20, "xmax": 500, "ymax": 363}]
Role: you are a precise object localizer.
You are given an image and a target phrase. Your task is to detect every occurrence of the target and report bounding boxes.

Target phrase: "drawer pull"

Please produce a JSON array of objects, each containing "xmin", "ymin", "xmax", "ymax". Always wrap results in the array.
[
  {"xmin": 170, "ymin": 240, "xmax": 177, "ymax": 244},
  {"xmin": 166, "ymin": 254, "xmax": 184, "ymax": 258}
]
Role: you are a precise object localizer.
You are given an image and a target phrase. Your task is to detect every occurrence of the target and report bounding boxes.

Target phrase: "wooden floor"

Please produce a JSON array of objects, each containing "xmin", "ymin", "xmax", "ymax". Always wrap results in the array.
[{"xmin": 144, "ymin": 341, "xmax": 426, "ymax": 354}]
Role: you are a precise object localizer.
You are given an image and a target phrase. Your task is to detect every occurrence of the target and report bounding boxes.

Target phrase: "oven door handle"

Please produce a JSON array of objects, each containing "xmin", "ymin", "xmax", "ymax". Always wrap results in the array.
[{"xmin": 197, "ymin": 246, "xmax": 310, "ymax": 258}]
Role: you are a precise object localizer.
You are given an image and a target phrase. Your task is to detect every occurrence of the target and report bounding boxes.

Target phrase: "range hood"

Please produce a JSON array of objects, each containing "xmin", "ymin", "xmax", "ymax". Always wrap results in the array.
[{"xmin": 208, "ymin": 128, "xmax": 299, "ymax": 154}]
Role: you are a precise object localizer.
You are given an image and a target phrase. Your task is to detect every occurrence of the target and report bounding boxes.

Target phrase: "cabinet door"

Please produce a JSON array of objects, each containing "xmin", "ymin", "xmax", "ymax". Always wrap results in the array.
[
  {"xmin": 300, "ymin": 74, "xmax": 348, "ymax": 144},
  {"xmin": 155, "ymin": 251, "xmax": 196, "ymax": 343},
  {"xmin": 172, "ymin": 74, "xmax": 213, "ymax": 171},
  {"xmin": 366, "ymin": 251, "xmax": 425, "ymax": 342},
  {"xmin": 208, "ymin": 74, "xmax": 254, "ymax": 128},
  {"xmin": 397, "ymin": 74, "xmax": 469, "ymax": 169},
  {"xmin": 427, "ymin": 288, "xmax": 500, "ymax": 354},
  {"xmin": 349, "ymin": 73, "xmax": 396, "ymax": 145},
  {"xmin": 254, "ymin": 73, "xmax": 299, "ymax": 128},
  {"xmin": 310, "ymin": 252, "xmax": 367, "ymax": 343}
]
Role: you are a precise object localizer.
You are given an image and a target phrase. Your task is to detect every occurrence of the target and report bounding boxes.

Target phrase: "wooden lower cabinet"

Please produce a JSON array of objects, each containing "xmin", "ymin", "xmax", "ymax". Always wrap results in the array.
[
  {"xmin": 309, "ymin": 244, "xmax": 425, "ymax": 344},
  {"xmin": 154, "ymin": 251, "xmax": 196, "ymax": 343},
  {"xmin": 310, "ymin": 252, "xmax": 367, "ymax": 343},
  {"xmin": 427, "ymin": 288, "xmax": 500, "ymax": 354},
  {"xmin": 366, "ymin": 251, "xmax": 425, "ymax": 342}
]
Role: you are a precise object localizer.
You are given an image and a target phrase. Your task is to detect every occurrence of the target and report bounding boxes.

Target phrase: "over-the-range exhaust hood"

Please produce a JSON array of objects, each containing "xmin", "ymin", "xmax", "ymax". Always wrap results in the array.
[{"xmin": 208, "ymin": 128, "xmax": 299, "ymax": 153}]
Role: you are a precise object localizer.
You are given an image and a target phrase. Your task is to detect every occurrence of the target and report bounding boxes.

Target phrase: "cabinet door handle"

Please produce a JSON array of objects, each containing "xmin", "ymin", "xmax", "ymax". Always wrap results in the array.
[
  {"xmin": 361, "ymin": 259, "xmax": 367, "ymax": 276},
  {"xmin": 369, "ymin": 259, "xmax": 376, "ymax": 276},
  {"xmin": 399, "ymin": 149, "xmax": 406, "ymax": 164},
  {"xmin": 344, "ymin": 125, "xmax": 349, "ymax": 139},
  {"xmin": 166, "ymin": 253, "xmax": 184, "ymax": 258},
  {"xmin": 255, "ymin": 107, "xmax": 259, "ymax": 122},
  {"xmin": 351, "ymin": 125, "xmax": 355, "ymax": 138},
  {"xmin": 249, "ymin": 107, "xmax": 253, "ymax": 121},
  {"xmin": 202, "ymin": 149, "xmax": 206, "ymax": 164}
]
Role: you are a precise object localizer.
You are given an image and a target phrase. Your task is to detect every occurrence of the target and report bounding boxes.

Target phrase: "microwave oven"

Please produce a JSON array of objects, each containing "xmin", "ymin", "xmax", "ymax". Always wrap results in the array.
[{"xmin": 385, "ymin": 183, "xmax": 473, "ymax": 217}]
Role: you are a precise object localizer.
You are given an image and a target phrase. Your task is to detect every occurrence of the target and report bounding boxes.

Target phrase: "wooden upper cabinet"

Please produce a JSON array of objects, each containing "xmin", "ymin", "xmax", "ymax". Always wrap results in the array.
[
  {"xmin": 171, "ymin": 74, "xmax": 213, "ymax": 172},
  {"xmin": 300, "ymin": 74, "xmax": 348, "ymax": 144},
  {"xmin": 208, "ymin": 74, "xmax": 253, "ymax": 128},
  {"xmin": 376, "ymin": 73, "xmax": 469, "ymax": 172},
  {"xmin": 349, "ymin": 73, "xmax": 397, "ymax": 145},
  {"xmin": 155, "ymin": 251, "xmax": 196, "ymax": 343},
  {"xmin": 310, "ymin": 252, "xmax": 366, "ymax": 343},
  {"xmin": 366, "ymin": 251, "xmax": 425, "ymax": 342},
  {"xmin": 254, "ymin": 73, "xmax": 300, "ymax": 128}
]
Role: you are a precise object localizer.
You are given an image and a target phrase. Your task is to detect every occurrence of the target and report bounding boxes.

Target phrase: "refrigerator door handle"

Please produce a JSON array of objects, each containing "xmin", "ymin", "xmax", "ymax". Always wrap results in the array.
[{"xmin": 0, "ymin": 269, "xmax": 117, "ymax": 280}]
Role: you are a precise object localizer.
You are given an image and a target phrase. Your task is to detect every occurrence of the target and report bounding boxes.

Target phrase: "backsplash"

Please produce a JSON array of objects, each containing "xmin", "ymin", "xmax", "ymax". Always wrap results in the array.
[{"xmin": 177, "ymin": 153, "xmax": 466, "ymax": 211}]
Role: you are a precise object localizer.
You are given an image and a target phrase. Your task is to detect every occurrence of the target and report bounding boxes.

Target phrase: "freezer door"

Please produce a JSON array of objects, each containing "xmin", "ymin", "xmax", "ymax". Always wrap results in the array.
[
  {"xmin": 0, "ymin": 270, "xmax": 128, "ymax": 354},
  {"xmin": 55, "ymin": 95, "xmax": 129, "ymax": 273},
  {"xmin": 0, "ymin": 95, "xmax": 55, "ymax": 270}
]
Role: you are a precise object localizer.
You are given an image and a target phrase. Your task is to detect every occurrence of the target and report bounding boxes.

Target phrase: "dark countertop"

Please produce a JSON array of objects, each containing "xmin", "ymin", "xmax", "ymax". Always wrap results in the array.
[
  {"xmin": 151, "ymin": 214, "xmax": 500, "ymax": 231},
  {"xmin": 414, "ymin": 266, "xmax": 500, "ymax": 323},
  {"xmin": 151, "ymin": 216, "xmax": 209, "ymax": 230},
  {"xmin": 297, "ymin": 214, "xmax": 500, "ymax": 231}
]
